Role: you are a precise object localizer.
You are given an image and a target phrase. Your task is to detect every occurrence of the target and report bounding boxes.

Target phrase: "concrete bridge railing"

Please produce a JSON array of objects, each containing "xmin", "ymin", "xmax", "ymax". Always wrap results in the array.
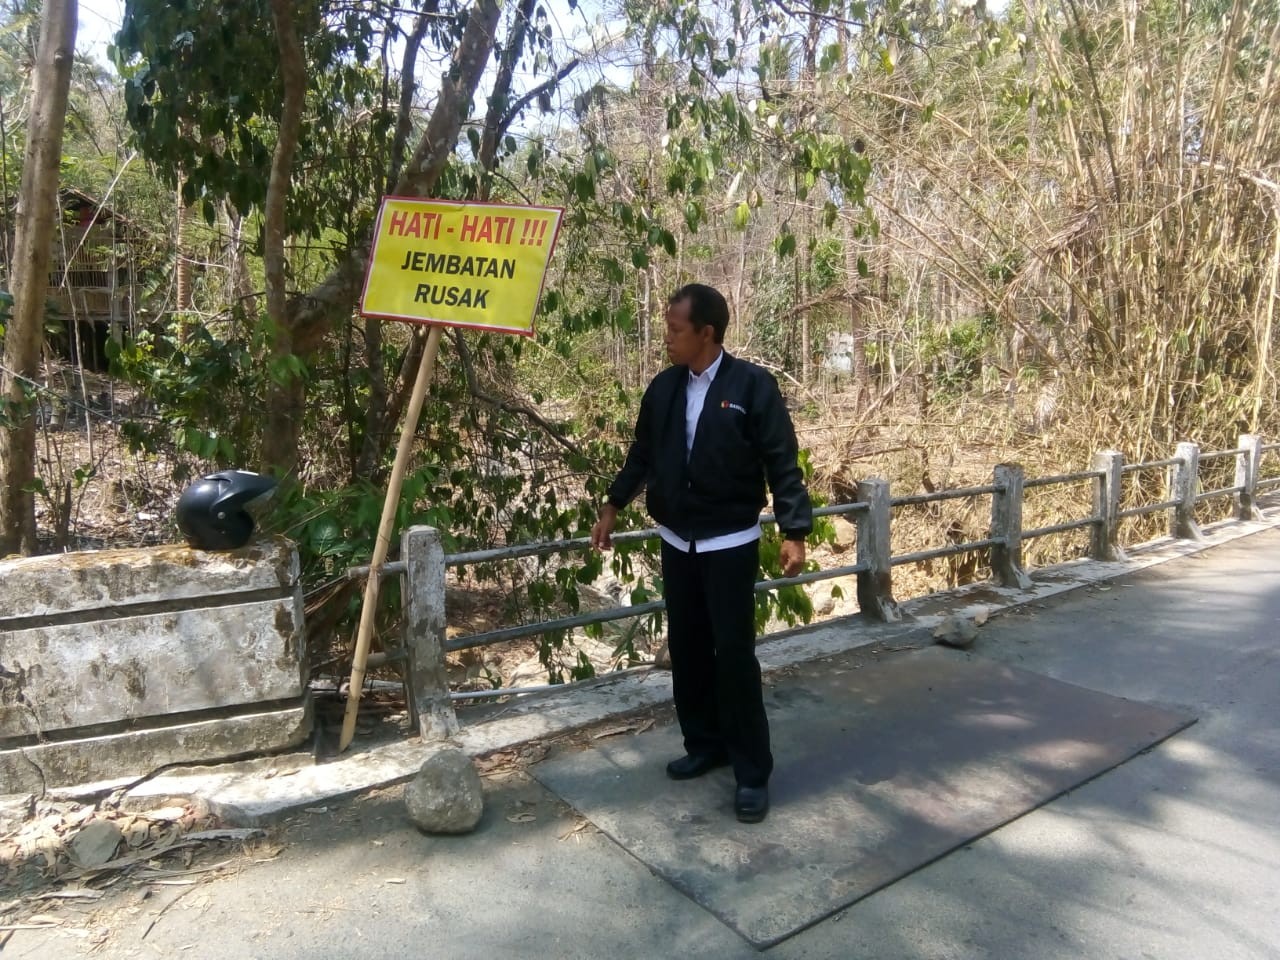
[{"xmin": 355, "ymin": 433, "xmax": 1278, "ymax": 741}]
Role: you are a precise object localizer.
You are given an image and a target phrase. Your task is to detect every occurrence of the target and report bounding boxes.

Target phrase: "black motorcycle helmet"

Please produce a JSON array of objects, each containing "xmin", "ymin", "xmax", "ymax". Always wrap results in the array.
[{"xmin": 175, "ymin": 470, "xmax": 277, "ymax": 550}]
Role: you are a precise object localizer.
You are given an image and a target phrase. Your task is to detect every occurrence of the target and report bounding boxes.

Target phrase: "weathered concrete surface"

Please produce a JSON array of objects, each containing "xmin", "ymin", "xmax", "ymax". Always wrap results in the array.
[
  {"xmin": 0, "ymin": 538, "xmax": 298, "ymax": 620},
  {"xmin": 108, "ymin": 511, "xmax": 1280, "ymax": 826},
  {"xmin": 0, "ymin": 593, "xmax": 305, "ymax": 737},
  {"xmin": 0, "ymin": 536, "xmax": 310, "ymax": 787},
  {"xmin": 0, "ymin": 700, "xmax": 312, "ymax": 793},
  {"xmin": 10, "ymin": 525, "xmax": 1278, "ymax": 960}
]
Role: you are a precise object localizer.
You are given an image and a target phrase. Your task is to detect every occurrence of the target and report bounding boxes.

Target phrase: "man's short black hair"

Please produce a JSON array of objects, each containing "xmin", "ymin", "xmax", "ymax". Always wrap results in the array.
[{"xmin": 670, "ymin": 283, "xmax": 729, "ymax": 344}]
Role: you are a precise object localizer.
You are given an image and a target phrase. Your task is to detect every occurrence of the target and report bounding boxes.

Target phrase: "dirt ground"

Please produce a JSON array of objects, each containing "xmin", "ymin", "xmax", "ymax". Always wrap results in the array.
[{"xmin": 0, "ymin": 698, "xmax": 683, "ymax": 946}]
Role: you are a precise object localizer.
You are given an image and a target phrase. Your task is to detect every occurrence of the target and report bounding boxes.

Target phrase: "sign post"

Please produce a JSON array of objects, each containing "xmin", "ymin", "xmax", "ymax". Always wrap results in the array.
[{"xmin": 339, "ymin": 199, "xmax": 562, "ymax": 751}]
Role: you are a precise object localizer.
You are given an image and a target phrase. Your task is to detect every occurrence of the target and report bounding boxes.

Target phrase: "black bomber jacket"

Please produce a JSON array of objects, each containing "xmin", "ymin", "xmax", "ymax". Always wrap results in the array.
[{"xmin": 606, "ymin": 351, "xmax": 813, "ymax": 542}]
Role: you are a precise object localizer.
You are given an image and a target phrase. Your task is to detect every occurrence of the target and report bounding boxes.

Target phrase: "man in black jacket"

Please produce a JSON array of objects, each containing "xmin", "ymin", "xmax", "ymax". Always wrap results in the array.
[{"xmin": 591, "ymin": 283, "xmax": 812, "ymax": 823}]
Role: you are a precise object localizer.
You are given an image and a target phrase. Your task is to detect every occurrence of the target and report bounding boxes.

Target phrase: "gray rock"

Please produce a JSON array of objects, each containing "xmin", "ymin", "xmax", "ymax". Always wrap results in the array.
[
  {"xmin": 70, "ymin": 819, "xmax": 123, "ymax": 867},
  {"xmin": 404, "ymin": 749, "xmax": 484, "ymax": 834},
  {"xmin": 829, "ymin": 516, "xmax": 857, "ymax": 551},
  {"xmin": 932, "ymin": 615, "xmax": 979, "ymax": 650}
]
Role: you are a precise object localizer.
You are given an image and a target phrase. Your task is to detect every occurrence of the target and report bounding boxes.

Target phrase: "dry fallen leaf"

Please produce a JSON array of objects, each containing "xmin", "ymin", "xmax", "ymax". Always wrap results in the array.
[
  {"xmin": 557, "ymin": 820, "xmax": 592, "ymax": 842},
  {"xmin": 591, "ymin": 725, "xmax": 634, "ymax": 740},
  {"xmin": 505, "ymin": 813, "xmax": 537, "ymax": 824},
  {"xmin": 183, "ymin": 829, "xmax": 264, "ymax": 843},
  {"xmin": 33, "ymin": 888, "xmax": 102, "ymax": 902}
]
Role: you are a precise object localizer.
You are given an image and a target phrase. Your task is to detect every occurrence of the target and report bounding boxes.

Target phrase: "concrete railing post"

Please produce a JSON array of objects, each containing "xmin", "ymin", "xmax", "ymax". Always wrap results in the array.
[
  {"xmin": 1170, "ymin": 441, "xmax": 1204, "ymax": 540},
  {"xmin": 402, "ymin": 525, "xmax": 460, "ymax": 740},
  {"xmin": 1090, "ymin": 450, "xmax": 1127, "ymax": 561},
  {"xmin": 856, "ymin": 478, "xmax": 901, "ymax": 622},
  {"xmin": 991, "ymin": 463, "xmax": 1033, "ymax": 589},
  {"xmin": 1235, "ymin": 433, "xmax": 1264, "ymax": 521}
]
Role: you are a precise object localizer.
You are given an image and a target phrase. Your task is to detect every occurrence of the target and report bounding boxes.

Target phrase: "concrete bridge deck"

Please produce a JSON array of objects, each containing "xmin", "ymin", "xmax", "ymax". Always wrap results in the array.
[{"xmin": 8, "ymin": 526, "xmax": 1280, "ymax": 958}]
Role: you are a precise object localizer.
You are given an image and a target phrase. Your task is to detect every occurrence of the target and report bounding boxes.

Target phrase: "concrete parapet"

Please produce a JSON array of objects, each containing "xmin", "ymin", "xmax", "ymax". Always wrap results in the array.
[
  {"xmin": 0, "ymin": 540, "xmax": 299, "ymax": 620},
  {"xmin": 0, "ymin": 538, "xmax": 310, "ymax": 788}
]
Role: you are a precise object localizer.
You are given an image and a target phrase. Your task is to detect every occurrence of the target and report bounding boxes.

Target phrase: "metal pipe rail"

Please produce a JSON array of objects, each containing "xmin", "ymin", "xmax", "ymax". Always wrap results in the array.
[
  {"xmin": 446, "ymin": 559, "xmax": 873, "ymax": 653},
  {"xmin": 755, "ymin": 561, "xmax": 868, "ymax": 593},
  {"xmin": 450, "ymin": 664, "xmax": 656, "ymax": 701},
  {"xmin": 1121, "ymin": 458, "xmax": 1182, "ymax": 474},
  {"xmin": 447, "ymin": 529, "xmax": 656, "ymax": 567},
  {"xmin": 1119, "ymin": 499, "xmax": 1180, "ymax": 519},
  {"xmin": 444, "ymin": 501, "xmax": 871, "ymax": 568},
  {"xmin": 371, "ymin": 432, "xmax": 1276, "ymax": 726},
  {"xmin": 1198, "ymin": 447, "xmax": 1248, "ymax": 462},
  {"xmin": 1024, "ymin": 470, "xmax": 1102, "ymax": 489},
  {"xmin": 892, "ymin": 537, "xmax": 1004, "ymax": 567},
  {"xmin": 1196, "ymin": 485, "xmax": 1246, "ymax": 502},
  {"xmin": 447, "ymin": 599, "xmax": 667, "ymax": 653},
  {"xmin": 347, "ymin": 559, "xmax": 407, "ymax": 580},
  {"xmin": 1258, "ymin": 443, "xmax": 1280, "ymax": 491},
  {"xmin": 892, "ymin": 484, "xmax": 1000, "ymax": 507},
  {"xmin": 1023, "ymin": 516, "xmax": 1101, "ymax": 540}
]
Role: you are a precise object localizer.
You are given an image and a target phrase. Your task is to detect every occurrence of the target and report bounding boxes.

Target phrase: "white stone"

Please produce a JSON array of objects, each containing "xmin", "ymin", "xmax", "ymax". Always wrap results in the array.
[
  {"xmin": 1, "ymin": 701, "xmax": 312, "ymax": 793},
  {"xmin": 932, "ymin": 615, "xmax": 979, "ymax": 649},
  {"xmin": 0, "ymin": 793, "xmax": 34, "ymax": 834}
]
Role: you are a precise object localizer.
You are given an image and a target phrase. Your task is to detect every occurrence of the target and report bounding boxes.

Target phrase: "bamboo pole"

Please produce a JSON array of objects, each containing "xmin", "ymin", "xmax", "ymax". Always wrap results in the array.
[{"xmin": 339, "ymin": 323, "xmax": 443, "ymax": 752}]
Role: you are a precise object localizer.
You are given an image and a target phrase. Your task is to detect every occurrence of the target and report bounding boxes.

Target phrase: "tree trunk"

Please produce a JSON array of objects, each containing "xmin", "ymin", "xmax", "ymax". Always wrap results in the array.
[
  {"xmin": 174, "ymin": 179, "xmax": 190, "ymax": 312},
  {"xmin": 260, "ymin": 0, "xmax": 309, "ymax": 478},
  {"xmin": 0, "ymin": 0, "xmax": 76, "ymax": 556},
  {"xmin": 356, "ymin": 0, "xmax": 534, "ymax": 483},
  {"xmin": 267, "ymin": 0, "xmax": 505, "ymax": 480},
  {"xmin": 284, "ymin": 0, "xmax": 505, "ymax": 355},
  {"xmin": 356, "ymin": 7, "xmax": 434, "ymax": 482}
]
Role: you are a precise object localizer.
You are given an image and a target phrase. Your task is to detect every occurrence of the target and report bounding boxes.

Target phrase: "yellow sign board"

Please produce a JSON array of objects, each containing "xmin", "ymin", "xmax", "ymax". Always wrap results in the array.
[{"xmin": 359, "ymin": 198, "xmax": 563, "ymax": 336}]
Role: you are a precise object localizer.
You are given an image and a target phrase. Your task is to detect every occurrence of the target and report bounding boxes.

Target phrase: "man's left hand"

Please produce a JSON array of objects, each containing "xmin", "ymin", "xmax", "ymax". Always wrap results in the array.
[{"xmin": 780, "ymin": 539, "xmax": 806, "ymax": 578}]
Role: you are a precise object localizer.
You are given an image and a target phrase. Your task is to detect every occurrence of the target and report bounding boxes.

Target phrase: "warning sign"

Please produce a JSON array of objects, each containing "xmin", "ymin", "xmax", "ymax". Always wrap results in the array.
[{"xmin": 359, "ymin": 198, "xmax": 563, "ymax": 336}]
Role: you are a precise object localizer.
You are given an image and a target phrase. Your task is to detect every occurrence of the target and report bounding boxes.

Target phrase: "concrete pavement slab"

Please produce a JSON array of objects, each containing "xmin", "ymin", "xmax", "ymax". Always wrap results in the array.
[{"xmin": 532, "ymin": 646, "xmax": 1194, "ymax": 948}]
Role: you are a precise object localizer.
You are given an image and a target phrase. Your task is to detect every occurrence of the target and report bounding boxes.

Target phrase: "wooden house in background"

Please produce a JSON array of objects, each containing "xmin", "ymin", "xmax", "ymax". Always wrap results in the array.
[
  {"xmin": 43, "ymin": 187, "xmax": 141, "ymax": 372},
  {"xmin": 1, "ymin": 187, "xmax": 143, "ymax": 373}
]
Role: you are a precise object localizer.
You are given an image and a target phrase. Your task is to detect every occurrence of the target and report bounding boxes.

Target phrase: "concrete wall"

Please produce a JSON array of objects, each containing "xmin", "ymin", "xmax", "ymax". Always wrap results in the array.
[{"xmin": 0, "ymin": 539, "xmax": 311, "ymax": 790}]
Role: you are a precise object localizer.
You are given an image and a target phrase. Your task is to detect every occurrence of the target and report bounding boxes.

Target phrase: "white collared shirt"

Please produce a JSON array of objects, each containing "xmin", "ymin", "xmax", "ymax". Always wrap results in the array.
[{"xmin": 658, "ymin": 350, "xmax": 761, "ymax": 554}]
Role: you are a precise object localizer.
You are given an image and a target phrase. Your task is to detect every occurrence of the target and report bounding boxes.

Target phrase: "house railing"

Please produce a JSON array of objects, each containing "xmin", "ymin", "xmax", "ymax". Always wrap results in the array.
[{"xmin": 349, "ymin": 433, "xmax": 1275, "ymax": 739}]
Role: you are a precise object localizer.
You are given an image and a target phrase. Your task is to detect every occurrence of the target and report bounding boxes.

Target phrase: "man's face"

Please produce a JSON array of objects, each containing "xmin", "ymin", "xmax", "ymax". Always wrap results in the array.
[{"xmin": 664, "ymin": 298, "xmax": 713, "ymax": 367}]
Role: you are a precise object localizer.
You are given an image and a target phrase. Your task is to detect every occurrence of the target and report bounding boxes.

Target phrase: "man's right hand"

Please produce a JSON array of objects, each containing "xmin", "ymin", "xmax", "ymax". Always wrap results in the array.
[{"xmin": 590, "ymin": 504, "xmax": 619, "ymax": 551}]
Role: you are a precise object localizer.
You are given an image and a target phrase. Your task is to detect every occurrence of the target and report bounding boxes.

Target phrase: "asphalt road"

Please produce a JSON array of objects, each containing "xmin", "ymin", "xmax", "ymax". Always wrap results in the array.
[{"xmin": 10, "ymin": 530, "xmax": 1279, "ymax": 960}]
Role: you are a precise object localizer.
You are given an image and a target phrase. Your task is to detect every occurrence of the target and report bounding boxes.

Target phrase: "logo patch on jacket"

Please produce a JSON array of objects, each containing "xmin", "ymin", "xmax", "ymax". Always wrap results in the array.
[{"xmin": 721, "ymin": 401, "xmax": 747, "ymax": 414}]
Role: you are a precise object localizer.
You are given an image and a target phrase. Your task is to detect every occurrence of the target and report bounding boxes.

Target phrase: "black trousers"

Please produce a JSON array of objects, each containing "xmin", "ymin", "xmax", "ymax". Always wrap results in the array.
[{"xmin": 661, "ymin": 538, "xmax": 773, "ymax": 788}]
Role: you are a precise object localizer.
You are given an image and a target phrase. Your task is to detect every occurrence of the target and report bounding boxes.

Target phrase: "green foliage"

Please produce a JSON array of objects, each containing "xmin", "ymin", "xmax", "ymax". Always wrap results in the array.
[
  {"xmin": 919, "ymin": 313, "xmax": 997, "ymax": 397},
  {"xmin": 108, "ymin": 322, "xmax": 256, "ymax": 476},
  {"xmin": 116, "ymin": 0, "xmax": 400, "ymax": 241}
]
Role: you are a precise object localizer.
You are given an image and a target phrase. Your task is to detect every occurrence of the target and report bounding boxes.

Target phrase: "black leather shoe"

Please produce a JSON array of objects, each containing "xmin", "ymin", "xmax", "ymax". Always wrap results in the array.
[
  {"xmin": 734, "ymin": 785, "xmax": 769, "ymax": 823},
  {"xmin": 665, "ymin": 753, "xmax": 729, "ymax": 780}
]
